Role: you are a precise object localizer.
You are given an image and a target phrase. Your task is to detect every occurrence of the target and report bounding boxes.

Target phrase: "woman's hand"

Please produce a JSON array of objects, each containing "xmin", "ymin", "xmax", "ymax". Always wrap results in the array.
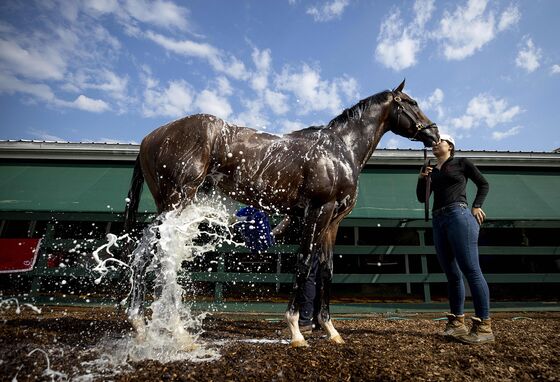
[
  {"xmin": 419, "ymin": 166, "xmax": 432, "ymax": 179},
  {"xmin": 472, "ymin": 207, "xmax": 486, "ymax": 225}
]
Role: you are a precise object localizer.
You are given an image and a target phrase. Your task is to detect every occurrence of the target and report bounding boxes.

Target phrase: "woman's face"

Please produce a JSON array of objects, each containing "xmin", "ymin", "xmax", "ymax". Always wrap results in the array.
[{"xmin": 432, "ymin": 139, "xmax": 452, "ymax": 157}]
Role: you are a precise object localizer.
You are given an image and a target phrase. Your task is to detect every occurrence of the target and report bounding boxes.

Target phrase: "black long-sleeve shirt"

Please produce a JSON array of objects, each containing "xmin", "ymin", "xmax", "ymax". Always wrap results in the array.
[{"xmin": 416, "ymin": 157, "xmax": 489, "ymax": 210}]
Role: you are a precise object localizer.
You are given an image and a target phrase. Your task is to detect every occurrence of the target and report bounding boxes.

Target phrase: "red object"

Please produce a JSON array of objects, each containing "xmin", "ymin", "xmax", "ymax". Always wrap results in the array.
[
  {"xmin": 47, "ymin": 252, "xmax": 64, "ymax": 268},
  {"xmin": 0, "ymin": 238, "xmax": 42, "ymax": 273}
]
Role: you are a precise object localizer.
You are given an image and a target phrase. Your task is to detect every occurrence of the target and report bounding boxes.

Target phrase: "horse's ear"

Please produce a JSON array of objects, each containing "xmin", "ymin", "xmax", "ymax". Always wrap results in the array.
[{"xmin": 393, "ymin": 79, "xmax": 406, "ymax": 93}]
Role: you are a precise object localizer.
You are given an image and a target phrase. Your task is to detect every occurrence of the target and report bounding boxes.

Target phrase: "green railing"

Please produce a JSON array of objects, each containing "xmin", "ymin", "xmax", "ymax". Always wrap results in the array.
[
  {"xmin": 22, "ymin": 235, "xmax": 560, "ymax": 304},
  {"xmin": 1, "ymin": 215, "xmax": 559, "ymax": 308}
]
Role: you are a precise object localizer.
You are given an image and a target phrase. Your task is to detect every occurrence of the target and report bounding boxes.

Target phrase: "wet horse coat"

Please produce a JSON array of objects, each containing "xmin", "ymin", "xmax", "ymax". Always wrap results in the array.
[{"xmin": 124, "ymin": 80, "xmax": 439, "ymax": 346}]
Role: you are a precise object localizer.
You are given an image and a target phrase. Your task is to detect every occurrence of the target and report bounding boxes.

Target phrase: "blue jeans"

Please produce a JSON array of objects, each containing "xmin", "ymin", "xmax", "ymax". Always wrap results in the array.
[{"xmin": 432, "ymin": 203, "xmax": 490, "ymax": 319}]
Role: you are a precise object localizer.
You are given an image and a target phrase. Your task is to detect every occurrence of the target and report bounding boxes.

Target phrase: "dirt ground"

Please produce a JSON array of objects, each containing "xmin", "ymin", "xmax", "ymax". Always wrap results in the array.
[{"xmin": 0, "ymin": 306, "xmax": 559, "ymax": 381}]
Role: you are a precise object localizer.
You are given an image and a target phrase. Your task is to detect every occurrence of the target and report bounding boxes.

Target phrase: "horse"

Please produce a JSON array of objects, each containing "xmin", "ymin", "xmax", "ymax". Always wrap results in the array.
[{"xmin": 123, "ymin": 79, "xmax": 439, "ymax": 347}]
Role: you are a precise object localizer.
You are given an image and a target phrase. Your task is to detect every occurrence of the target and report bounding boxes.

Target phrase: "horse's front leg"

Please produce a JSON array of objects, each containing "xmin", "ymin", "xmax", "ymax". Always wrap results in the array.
[
  {"xmin": 318, "ymin": 257, "xmax": 344, "ymax": 344},
  {"xmin": 318, "ymin": 221, "xmax": 345, "ymax": 344},
  {"xmin": 285, "ymin": 202, "xmax": 335, "ymax": 348}
]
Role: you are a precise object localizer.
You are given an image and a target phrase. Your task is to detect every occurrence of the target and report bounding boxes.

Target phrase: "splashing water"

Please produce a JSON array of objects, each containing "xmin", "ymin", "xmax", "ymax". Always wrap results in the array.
[
  {"xmin": 0, "ymin": 298, "xmax": 42, "ymax": 314},
  {"xmin": 92, "ymin": 196, "xmax": 242, "ymax": 367},
  {"xmin": 26, "ymin": 348, "xmax": 68, "ymax": 381}
]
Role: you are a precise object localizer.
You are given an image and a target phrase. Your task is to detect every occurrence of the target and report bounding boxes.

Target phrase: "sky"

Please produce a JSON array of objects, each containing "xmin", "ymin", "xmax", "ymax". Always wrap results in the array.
[{"xmin": 0, "ymin": 0, "xmax": 559, "ymax": 152}]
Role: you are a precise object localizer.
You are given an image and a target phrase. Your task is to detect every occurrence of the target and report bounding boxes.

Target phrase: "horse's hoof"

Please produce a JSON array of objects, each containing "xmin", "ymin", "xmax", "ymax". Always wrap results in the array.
[
  {"xmin": 329, "ymin": 335, "xmax": 345, "ymax": 344},
  {"xmin": 290, "ymin": 339, "xmax": 309, "ymax": 348}
]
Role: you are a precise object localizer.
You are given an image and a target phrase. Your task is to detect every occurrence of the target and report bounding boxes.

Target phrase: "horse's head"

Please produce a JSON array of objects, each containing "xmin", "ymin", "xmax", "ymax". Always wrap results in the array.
[{"xmin": 387, "ymin": 80, "xmax": 439, "ymax": 147}]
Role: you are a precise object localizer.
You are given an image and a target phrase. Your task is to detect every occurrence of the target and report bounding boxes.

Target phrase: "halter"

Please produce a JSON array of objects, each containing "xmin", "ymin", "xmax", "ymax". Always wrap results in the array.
[{"xmin": 393, "ymin": 95, "xmax": 437, "ymax": 141}]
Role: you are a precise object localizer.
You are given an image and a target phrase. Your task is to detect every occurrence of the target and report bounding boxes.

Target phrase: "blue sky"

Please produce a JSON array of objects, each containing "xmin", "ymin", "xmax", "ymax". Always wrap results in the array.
[{"xmin": 0, "ymin": 0, "xmax": 559, "ymax": 151}]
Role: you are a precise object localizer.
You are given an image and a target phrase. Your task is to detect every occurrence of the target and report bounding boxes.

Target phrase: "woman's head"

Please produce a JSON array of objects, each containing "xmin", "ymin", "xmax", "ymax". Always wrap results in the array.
[{"xmin": 432, "ymin": 133, "xmax": 455, "ymax": 157}]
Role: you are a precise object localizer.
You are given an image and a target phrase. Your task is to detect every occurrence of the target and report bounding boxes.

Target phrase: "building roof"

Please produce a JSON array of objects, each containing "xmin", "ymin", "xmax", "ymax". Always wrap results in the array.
[{"xmin": 1, "ymin": 140, "xmax": 559, "ymax": 168}]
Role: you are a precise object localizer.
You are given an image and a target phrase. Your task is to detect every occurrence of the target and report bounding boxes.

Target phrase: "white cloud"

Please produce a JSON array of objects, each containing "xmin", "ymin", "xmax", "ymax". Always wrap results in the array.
[
  {"xmin": 142, "ymin": 79, "xmax": 195, "ymax": 118},
  {"xmin": 0, "ymin": 38, "xmax": 67, "ymax": 80},
  {"xmin": 221, "ymin": 56, "xmax": 248, "ymax": 80},
  {"xmin": 250, "ymin": 48, "xmax": 271, "ymax": 92},
  {"xmin": 94, "ymin": 70, "xmax": 129, "ymax": 101},
  {"xmin": 516, "ymin": 36, "xmax": 541, "ymax": 73},
  {"xmin": 275, "ymin": 64, "xmax": 357, "ymax": 115},
  {"xmin": 122, "ymin": 0, "xmax": 190, "ymax": 31},
  {"xmin": 413, "ymin": 0, "xmax": 436, "ymax": 28},
  {"xmin": 337, "ymin": 76, "xmax": 359, "ymax": 100},
  {"xmin": 68, "ymin": 94, "xmax": 110, "ymax": 112},
  {"xmin": 0, "ymin": 73, "xmax": 55, "ymax": 101},
  {"xmin": 491, "ymin": 126, "xmax": 521, "ymax": 140},
  {"xmin": 194, "ymin": 89, "xmax": 232, "ymax": 120},
  {"xmin": 375, "ymin": 0, "xmax": 520, "ymax": 68},
  {"xmin": 215, "ymin": 76, "xmax": 233, "ymax": 96},
  {"xmin": 306, "ymin": 0, "xmax": 350, "ymax": 22},
  {"xmin": 234, "ymin": 98, "xmax": 270, "ymax": 130},
  {"xmin": 374, "ymin": 0, "xmax": 435, "ymax": 71},
  {"xmin": 551, "ymin": 64, "xmax": 560, "ymax": 75},
  {"xmin": 498, "ymin": 5, "xmax": 521, "ymax": 31},
  {"xmin": 0, "ymin": 71, "xmax": 113, "ymax": 114},
  {"xmin": 91, "ymin": 24, "xmax": 122, "ymax": 51},
  {"xmin": 375, "ymin": 28, "xmax": 421, "ymax": 71},
  {"xmin": 426, "ymin": 88, "xmax": 444, "ymax": 106},
  {"xmin": 451, "ymin": 93, "xmax": 522, "ymax": 130},
  {"xmin": 264, "ymin": 89, "xmax": 289, "ymax": 115},
  {"xmin": 82, "ymin": 0, "xmax": 120, "ymax": 15},
  {"xmin": 418, "ymin": 88, "xmax": 445, "ymax": 119},
  {"xmin": 0, "ymin": 4, "xmax": 131, "ymax": 115},
  {"xmin": 145, "ymin": 30, "xmax": 219, "ymax": 60},
  {"xmin": 69, "ymin": 69, "xmax": 129, "ymax": 102},
  {"xmin": 436, "ymin": 0, "xmax": 496, "ymax": 60},
  {"xmin": 59, "ymin": 2, "xmax": 79, "ymax": 22},
  {"xmin": 145, "ymin": 31, "xmax": 248, "ymax": 80},
  {"xmin": 141, "ymin": 77, "xmax": 233, "ymax": 119}
]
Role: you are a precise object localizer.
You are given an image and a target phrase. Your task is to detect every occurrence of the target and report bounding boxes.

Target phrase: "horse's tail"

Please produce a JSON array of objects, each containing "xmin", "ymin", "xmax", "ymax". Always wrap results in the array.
[{"xmin": 123, "ymin": 156, "xmax": 144, "ymax": 233}]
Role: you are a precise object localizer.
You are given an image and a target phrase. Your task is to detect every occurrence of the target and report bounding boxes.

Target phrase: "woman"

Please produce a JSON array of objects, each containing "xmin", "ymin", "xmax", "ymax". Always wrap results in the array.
[{"xmin": 417, "ymin": 134, "xmax": 494, "ymax": 344}]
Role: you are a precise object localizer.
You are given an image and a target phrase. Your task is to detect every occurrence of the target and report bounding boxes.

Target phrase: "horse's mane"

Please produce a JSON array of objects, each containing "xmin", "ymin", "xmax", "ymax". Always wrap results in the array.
[
  {"xmin": 284, "ymin": 90, "xmax": 391, "ymax": 138},
  {"xmin": 327, "ymin": 90, "xmax": 391, "ymax": 127}
]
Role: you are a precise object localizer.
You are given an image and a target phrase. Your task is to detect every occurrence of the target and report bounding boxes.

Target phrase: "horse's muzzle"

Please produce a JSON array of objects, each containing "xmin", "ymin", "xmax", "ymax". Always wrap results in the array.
[{"xmin": 419, "ymin": 125, "xmax": 440, "ymax": 147}]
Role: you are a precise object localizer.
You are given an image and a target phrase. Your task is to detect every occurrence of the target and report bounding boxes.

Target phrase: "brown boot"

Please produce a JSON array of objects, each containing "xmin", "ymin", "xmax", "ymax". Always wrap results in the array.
[
  {"xmin": 441, "ymin": 313, "xmax": 468, "ymax": 338},
  {"xmin": 458, "ymin": 316, "xmax": 495, "ymax": 344}
]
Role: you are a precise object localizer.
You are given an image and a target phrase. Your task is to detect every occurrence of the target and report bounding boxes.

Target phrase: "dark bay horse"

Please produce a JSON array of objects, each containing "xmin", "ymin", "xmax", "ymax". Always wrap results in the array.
[{"xmin": 124, "ymin": 80, "xmax": 439, "ymax": 347}]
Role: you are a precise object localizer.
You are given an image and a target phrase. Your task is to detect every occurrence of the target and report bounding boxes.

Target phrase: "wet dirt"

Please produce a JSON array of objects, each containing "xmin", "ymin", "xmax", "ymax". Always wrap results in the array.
[{"xmin": 1, "ymin": 306, "xmax": 559, "ymax": 381}]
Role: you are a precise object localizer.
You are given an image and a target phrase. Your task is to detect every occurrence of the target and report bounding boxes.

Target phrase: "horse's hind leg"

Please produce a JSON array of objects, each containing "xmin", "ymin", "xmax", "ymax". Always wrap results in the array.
[
  {"xmin": 285, "ymin": 253, "xmax": 315, "ymax": 347},
  {"xmin": 127, "ymin": 222, "xmax": 161, "ymax": 340}
]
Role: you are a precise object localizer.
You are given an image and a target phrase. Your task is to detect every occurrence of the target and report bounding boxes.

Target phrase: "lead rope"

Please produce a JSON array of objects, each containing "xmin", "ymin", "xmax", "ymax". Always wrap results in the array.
[{"xmin": 424, "ymin": 148, "xmax": 431, "ymax": 222}]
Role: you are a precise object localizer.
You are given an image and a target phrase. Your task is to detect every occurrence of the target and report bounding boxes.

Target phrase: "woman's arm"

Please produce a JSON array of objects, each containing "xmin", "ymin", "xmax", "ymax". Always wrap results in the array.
[
  {"xmin": 416, "ymin": 165, "xmax": 432, "ymax": 203},
  {"xmin": 463, "ymin": 158, "xmax": 489, "ymax": 224}
]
